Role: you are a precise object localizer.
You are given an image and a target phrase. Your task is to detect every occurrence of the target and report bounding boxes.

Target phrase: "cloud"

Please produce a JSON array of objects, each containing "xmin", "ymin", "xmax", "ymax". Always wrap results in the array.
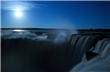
[
  {"xmin": 1, "ymin": 1, "xmax": 47, "ymax": 11},
  {"xmin": 1, "ymin": 30, "xmax": 48, "ymax": 41}
]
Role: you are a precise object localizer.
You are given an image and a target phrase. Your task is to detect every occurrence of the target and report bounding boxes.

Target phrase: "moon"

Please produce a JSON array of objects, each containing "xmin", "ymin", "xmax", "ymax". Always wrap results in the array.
[
  {"xmin": 14, "ymin": 7, "xmax": 23, "ymax": 18},
  {"xmin": 14, "ymin": 11, "xmax": 23, "ymax": 18}
]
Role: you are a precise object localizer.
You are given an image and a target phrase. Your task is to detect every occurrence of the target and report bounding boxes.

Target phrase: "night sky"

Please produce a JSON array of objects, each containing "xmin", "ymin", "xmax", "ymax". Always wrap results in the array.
[{"xmin": 1, "ymin": 1, "xmax": 110, "ymax": 29}]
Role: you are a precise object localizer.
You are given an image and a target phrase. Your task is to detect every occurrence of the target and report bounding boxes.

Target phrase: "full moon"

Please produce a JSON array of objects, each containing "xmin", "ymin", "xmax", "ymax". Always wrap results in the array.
[
  {"xmin": 14, "ymin": 11, "xmax": 23, "ymax": 18},
  {"xmin": 14, "ymin": 7, "xmax": 23, "ymax": 18}
]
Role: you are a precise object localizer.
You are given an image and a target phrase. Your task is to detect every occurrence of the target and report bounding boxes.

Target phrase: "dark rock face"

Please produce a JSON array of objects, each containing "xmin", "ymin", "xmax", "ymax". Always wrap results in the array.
[{"xmin": 1, "ymin": 38, "xmax": 68, "ymax": 72}]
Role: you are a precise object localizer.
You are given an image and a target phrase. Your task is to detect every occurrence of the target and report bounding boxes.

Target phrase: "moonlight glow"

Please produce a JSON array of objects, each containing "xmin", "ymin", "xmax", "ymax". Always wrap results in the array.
[
  {"xmin": 13, "ymin": 29, "xmax": 25, "ymax": 32},
  {"xmin": 14, "ymin": 7, "xmax": 23, "ymax": 18},
  {"xmin": 14, "ymin": 11, "xmax": 23, "ymax": 18}
]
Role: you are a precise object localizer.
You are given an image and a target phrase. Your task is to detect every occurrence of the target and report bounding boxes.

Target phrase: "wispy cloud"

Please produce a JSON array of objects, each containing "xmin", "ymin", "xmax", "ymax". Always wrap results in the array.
[{"xmin": 1, "ymin": 1, "xmax": 47, "ymax": 11}]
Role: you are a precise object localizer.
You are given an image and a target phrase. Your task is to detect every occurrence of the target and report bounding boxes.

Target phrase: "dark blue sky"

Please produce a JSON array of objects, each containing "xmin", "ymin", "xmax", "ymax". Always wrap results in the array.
[{"xmin": 1, "ymin": 1, "xmax": 110, "ymax": 29}]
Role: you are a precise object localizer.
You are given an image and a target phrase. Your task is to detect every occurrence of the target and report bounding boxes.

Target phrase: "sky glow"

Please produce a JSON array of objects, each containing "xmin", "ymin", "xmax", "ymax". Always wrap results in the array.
[{"xmin": 13, "ymin": 7, "xmax": 23, "ymax": 18}]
